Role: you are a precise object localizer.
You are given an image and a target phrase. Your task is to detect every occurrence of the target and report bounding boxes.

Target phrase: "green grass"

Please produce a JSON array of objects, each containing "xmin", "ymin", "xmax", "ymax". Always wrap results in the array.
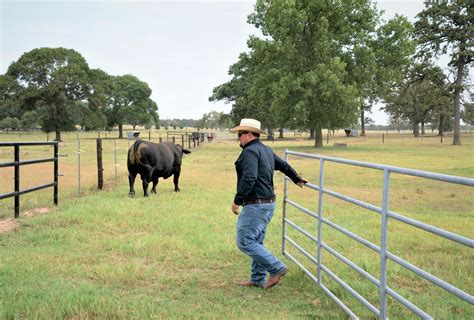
[{"xmin": 0, "ymin": 130, "xmax": 473, "ymax": 319}]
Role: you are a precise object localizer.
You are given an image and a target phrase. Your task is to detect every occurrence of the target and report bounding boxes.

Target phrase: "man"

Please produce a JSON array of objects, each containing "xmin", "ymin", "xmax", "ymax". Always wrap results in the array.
[{"xmin": 231, "ymin": 118, "xmax": 307, "ymax": 289}]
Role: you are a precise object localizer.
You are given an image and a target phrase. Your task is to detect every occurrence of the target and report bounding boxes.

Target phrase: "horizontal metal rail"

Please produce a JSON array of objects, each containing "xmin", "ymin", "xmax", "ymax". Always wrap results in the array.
[
  {"xmin": 0, "ymin": 183, "xmax": 56, "ymax": 200},
  {"xmin": 285, "ymin": 150, "xmax": 474, "ymax": 186},
  {"xmin": 385, "ymin": 287, "xmax": 432, "ymax": 319},
  {"xmin": 284, "ymin": 251, "xmax": 359, "ymax": 319},
  {"xmin": 0, "ymin": 141, "xmax": 57, "ymax": 147},
  {"xmin": 284, "ymin": 218, "xmax": 318, "ymax": 243},
  {"xmin": 322, "ymin": 242, "xmax": 380, "ymax": 287},
  {"xmin": 287, "ymin": 199, "xmax": 382, "ymax": 253},
  {"xmin": 386, "ymin": 252, "xmax": 473, "ymax": 304},
  {"xmin": 0, "ymin": 157, "xmax": 55, "ymax": 168},
  {"xmin": 321, "ymin": 264, "xmax": 380, "ymax": 317}
]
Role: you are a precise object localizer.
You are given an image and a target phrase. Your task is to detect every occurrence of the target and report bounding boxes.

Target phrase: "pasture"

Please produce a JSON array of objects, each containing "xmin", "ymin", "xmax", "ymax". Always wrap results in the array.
[{"xmin": 0, "ymin": 130, "xmax": 473, "ymax": 319}]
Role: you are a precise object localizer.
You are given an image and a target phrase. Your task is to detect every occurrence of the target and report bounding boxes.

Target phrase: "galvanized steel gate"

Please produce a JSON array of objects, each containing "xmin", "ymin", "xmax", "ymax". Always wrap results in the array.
[{"xmin": 282, "ymin": 150, "xmax": 473, "ymax": 319}]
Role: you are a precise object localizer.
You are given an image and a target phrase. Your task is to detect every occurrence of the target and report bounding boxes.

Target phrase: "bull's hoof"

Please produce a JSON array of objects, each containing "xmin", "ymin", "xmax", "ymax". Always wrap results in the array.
[
  {"xmin": 174, "ymin": 189, "xmax": 180, "ymax": 192},
  {"xmin": 151, "ymin": 189, "xmax": 157, "ymax": 194},
  {"xmin": 128, "ymin": 192, "xmax": 135, "ymax": 198},
  {"xmin": 144, "ymin": 194, "xmax": 149, "ymax": 197}
]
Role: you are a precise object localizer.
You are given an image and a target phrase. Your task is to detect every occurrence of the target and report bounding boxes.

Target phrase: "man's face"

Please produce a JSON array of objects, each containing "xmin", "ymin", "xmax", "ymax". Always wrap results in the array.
[{"xmin": 238, "ymin": 131, "xmax": 250, "ymax": 147}]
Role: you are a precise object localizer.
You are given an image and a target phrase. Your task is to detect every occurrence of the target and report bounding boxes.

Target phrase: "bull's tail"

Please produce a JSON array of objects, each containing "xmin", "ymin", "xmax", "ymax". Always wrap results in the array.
[{"xmin": 129, "ymin": 140, "xmax": 144, "ymax": 166}]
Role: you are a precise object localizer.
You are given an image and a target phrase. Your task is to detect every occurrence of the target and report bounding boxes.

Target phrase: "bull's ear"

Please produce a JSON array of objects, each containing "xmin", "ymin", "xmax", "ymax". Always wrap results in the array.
[{"xmin": 182, "ymin": 148, "xmax": 191, "ymax": 154}]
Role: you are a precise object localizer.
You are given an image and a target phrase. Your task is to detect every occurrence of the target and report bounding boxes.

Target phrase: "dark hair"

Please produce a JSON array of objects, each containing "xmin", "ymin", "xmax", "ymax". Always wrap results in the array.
[{"xmin": 250, "ymin": 132, "xmax": 260, "ymax": 138}]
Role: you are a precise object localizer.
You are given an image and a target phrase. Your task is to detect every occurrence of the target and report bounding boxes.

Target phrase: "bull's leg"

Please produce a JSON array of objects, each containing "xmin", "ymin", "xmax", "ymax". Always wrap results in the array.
[
  {"xmin": 142, "ymin": 177, "xmax": 150, "ymax": 197},
  {"xmin": 151, "ymin": 178, "xmax": 159, "ymax": 194},
  {"xmin": 140, "ymin": 171, "xmax": 152, "ymax": 197},
  {"xmin": 128, "ymin": 171, "xmax": 137, "ymax": 197},
  {"xmin": 173, "ymin": 168, "xmax": 181, "ymax": 192}
]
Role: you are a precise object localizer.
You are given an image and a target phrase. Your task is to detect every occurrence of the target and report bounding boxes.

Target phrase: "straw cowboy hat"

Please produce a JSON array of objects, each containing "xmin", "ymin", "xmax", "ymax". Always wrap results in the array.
[{"xmin": 230, "ymin": 118, "xmax": 267, "ymax": 134}]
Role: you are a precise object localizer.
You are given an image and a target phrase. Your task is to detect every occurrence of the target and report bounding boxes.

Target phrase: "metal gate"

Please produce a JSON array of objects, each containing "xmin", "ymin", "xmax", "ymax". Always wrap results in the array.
[
  {"xmin": 282, "ymin": 150, "xmax": 473, "ymax": 319},
  {"xmin": 0, "ymin": 141, "xmax": 58, "ymax": 218}
]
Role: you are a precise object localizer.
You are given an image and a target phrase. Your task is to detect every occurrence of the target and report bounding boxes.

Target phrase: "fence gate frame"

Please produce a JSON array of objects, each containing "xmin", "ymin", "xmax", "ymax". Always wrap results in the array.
[
  {"xmin": 282, "ymin": 149, "xmax": 473, "ymax": 319},
  {"xmin": 0, "ymin": 141, "xmax": 58, "ymax": 218}
]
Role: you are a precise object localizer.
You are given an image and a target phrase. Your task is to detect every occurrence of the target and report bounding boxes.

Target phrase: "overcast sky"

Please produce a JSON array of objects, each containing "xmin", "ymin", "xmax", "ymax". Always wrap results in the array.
[{"xmin": 1, "ymin": 0, "xmax": 430, "ymax": 124}]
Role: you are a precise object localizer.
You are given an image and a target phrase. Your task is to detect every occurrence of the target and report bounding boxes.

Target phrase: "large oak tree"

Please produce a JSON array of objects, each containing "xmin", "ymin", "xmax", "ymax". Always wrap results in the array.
[
  {"xmin": 6, "ymin": 47, "xmax": 93, "ymax": 141},
  {"xmin": 415, "ymin": 0, "xmax": 473, "ymax": 145}
]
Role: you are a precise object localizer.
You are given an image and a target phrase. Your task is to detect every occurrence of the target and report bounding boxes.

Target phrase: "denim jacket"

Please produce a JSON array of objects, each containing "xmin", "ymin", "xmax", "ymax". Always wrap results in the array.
[{"xmin": 234, "ymin": 139, "xmax": 302, "ymax": 205}]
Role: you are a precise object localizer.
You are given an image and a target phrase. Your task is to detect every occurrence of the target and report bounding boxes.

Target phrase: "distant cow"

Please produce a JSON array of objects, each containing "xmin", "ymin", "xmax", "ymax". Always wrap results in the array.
[{"xmin": 127, "ymin": 140, "xmax": 191, "ymax": 197}]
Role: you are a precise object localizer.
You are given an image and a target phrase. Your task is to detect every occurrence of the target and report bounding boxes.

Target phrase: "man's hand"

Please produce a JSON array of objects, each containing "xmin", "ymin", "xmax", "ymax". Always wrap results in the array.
[
  {"xmin": 297, "ymin": 178, "xmax": 308, "ymax": 187},
  {"xmin": 231, "ymin": 203, "xmax": 240, "ymax": 215}
]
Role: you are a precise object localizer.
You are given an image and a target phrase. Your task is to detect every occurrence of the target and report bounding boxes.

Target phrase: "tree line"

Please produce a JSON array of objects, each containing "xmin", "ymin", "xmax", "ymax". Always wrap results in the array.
[
  {"xmin": 0, "ymin": 48, "xmax": 159, "ymax": 141},
  {"xmin": 209, "ymin": 0, "xmax": 472, "ymax": 146}
]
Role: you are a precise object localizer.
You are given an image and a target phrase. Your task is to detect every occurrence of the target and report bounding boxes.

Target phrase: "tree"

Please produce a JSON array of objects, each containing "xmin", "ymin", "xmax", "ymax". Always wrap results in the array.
[
  {"xmin": 415, "ymin": 0, "xmax": 473, "ymax": 145},
  {"xmin": 0, "ymin": 117, "xmax": 20, "ymax": 131},
  {"xmin": 6, "ymin": 47, "xmax": 93, "ymax": 141},
  {"xmin": 20, "ymin": 111, "xmax": 38, "ymax": 129},
  {"xmin": 384, "ymin": 63, "xmax": 451, "ymax": 136},
  {"xmin": 104, "ymin": 74, "xmax": 158, "ymax": 138},
  {"xmin": 0, "ymin": 74, "xmax": 22, "ymax": 121},
  {"xmin": 248, "ymin": 1, "xmax": 402, "ymax": 146},
  {"xmin": 338, "ymin": 10, "xmax": 415, "ymax": 137}
]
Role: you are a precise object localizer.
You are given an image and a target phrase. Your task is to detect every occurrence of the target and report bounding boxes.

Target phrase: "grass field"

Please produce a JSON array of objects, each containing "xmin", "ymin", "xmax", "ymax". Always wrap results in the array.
[{"xmin": 0, "ymin": 130, "xmax": 473, "ymax": 319}]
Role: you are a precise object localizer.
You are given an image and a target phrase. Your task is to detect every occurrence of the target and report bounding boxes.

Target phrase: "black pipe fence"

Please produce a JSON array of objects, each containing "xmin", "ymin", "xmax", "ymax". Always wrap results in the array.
[{"xmin": 0, "ymin": 142, "xmax": 58, "ymax": 218}]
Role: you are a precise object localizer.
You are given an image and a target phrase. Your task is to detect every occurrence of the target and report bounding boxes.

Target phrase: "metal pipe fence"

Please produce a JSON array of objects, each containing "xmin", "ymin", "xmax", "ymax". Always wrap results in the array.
[{"xmin": 282, "ymin": 149, "xmax": 473, "ymax": 319}]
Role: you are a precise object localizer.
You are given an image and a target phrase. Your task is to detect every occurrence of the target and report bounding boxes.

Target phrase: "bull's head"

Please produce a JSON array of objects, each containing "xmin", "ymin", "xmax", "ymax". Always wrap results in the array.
[{"xmin": 177, "ymin": 144, "xmax": 191, "ymax": 155}]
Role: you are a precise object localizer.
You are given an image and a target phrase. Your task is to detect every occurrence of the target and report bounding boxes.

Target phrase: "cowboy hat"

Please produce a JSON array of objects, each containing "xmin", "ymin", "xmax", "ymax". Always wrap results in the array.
[{"xmin": 230, "ymin": 118, "xmax": 267, "ymax": 134}]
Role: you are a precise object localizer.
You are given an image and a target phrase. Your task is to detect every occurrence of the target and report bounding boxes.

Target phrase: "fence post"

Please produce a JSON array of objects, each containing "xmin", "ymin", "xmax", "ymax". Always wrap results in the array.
[
  {"xmin": 172, "ymin": 136, "xmax": 175, "ymax": 144},
  {"xmin": 14, "ymin": 145, "xmax": 20, "ymax": 218},
  {"xmin": 149, "ymin": 130, "xmax": 151, "ymax": 141},
  {"xmin": 159, "ymin": 137, "xmax": 162, "ymax": 143},
  {"xmin": 77, "ymin": 133, "xmax": 81, "ymax": 196},
  {"xmin": 382, "ymin": 133, "xmax": 385, "ymax": 144},
  {"xmin": 316, "ymin": 159, "xmax": 325, "ymax": 284},
  {"xmin": 380, "ymin": 168, "xmax": 390, "ymax": 319},
  {"xmin": 282, "ymin": 150, "xmax": 289, "ymax": 256},
  {"xmin": 114, "ymin": 139, "xmax": 118, "ymax": 184},
  {"xmin": 182, "ymin": 134, "xmax": 184, "ymax": 146},
  {"xmin": 97, "ymin": 139, "xmax": 103, "ymax": 190},
  {"xmin": 54, "ymin": 142, "xmax": 58, "ymax": 205}
]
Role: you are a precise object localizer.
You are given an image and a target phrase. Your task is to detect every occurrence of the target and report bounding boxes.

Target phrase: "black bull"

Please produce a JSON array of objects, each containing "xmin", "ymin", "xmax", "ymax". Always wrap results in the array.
[{"xmin": 127, "ymin": 140, "xmax": 191, "ymax": 197}]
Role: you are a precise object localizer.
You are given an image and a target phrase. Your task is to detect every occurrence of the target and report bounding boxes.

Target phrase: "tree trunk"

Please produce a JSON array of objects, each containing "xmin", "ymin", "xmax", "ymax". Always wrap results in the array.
[
  {"xmin": 438, "ymin": 113, "xmax": 444, "ymax": 136},
  {"xmin": 421, "ymin": 121, "xmax": 425, "ymax": 135},
  {"xmin": 360, "ymin": 107, "xmax": 366, "ymax": 137},
  {"xmin": 309, "ymin": 129, "xmax": 315, "ymax": 139},
  {"xmin": 413, "ymin": 122, "xmax": 420, "ymax": 137},
  {"xmin": 118, "ymin": 123, "xmax": 123, "ymax": 139},
  {"xmin": 314, "ymin": 128, "xmax": 323, "ymax": 147},
  {"xmin": 55, "ymin": 129, "xmax": 62, "ymax": 142},
  {"xmin": 267, "ymin": 127, "xmax": 274, "ymax": 141},
  {"xmin": 279, "ymin": 128, "xmax": 284, "ymax": 139},
  {"xmin": 453, "ymin": 45, "xmax": 465, "ymax": 145}
]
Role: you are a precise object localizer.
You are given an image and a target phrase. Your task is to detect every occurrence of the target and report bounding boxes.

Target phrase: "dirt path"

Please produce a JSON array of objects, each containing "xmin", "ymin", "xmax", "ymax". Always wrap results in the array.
[{"xmin": 0, "ymin": 207, "xmax": 50, "ymax": 234}]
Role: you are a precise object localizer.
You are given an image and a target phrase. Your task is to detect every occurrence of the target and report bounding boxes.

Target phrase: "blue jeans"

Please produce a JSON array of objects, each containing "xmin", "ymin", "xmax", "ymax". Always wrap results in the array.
[{"xmin": 236, "ymin": 203, "xmax": 286, "ymax": 286}]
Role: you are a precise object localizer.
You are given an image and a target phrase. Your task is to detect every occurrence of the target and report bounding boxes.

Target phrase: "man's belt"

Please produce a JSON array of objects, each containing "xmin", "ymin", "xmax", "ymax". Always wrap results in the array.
[{"xmin": 243, "ymin": 198, "xmax": 275, "ymax": 205}]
